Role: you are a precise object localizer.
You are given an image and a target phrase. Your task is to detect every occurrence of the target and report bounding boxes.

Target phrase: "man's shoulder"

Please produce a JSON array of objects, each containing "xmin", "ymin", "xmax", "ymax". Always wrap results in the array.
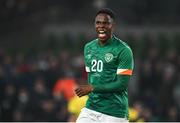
[
  {"xmin": 113, "ymin": 36, "xmax": 132, "ymax": 51},
  {"xmin": 85, "ymin": 38, "xmax": 98, "ymax": 48}
]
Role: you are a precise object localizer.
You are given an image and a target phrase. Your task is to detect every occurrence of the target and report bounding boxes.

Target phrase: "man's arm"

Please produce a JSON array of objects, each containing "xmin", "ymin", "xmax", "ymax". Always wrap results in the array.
[
  {"xmin": 75, "ymin": 84, "xmax": 93, "ymax": 97},
  {"xmin": 75, "ymin": 75, "xmax": 129, "ymax": 97}
]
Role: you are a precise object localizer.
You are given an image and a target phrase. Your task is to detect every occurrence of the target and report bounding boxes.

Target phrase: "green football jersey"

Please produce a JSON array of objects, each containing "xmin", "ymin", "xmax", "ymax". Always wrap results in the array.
[{"xmin": 84, "ymin": 35, "xmax": 134, "ymax": 118}]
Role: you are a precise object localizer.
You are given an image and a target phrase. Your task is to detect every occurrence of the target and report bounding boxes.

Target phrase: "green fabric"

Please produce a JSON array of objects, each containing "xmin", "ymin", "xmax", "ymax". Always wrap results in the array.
[
  {"xmin": 93, "ymin": 75, "xmax": 130, "ymax": 93},
  {"xmin": 117, "ymin": 46, "xmax": 134, "ymax": 70},
  {"xmin": 84, "ymin": 35, "xmax": 134, "ymax": 118}
]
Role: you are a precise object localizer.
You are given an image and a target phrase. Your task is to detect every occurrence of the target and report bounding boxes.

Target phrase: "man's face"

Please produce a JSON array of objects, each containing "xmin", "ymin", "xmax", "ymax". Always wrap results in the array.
[{"xmin": 95, "ymin": 13, "xmax": 114, "ymax": 42}]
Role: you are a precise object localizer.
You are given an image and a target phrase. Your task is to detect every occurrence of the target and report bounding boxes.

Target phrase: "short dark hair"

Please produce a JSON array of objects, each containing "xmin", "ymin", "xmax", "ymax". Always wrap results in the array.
[{"xmin": 96, "ymin": 8, "xmax": 115, "ymax": 20}]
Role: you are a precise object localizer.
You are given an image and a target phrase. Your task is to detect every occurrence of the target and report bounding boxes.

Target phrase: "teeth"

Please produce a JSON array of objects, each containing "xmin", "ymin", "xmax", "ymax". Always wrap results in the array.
[{"xmin": 99, "ymin": 31, "xmax": 105, "ymax": 33}]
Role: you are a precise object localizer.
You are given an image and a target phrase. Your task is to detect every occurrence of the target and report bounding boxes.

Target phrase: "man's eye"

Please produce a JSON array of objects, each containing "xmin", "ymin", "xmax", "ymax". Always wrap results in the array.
[
  {"xmin": 96, "ymin": 21, "xmax": 101, "ymax": 24},
  {"xmin": 103, "ymin": 22, "xmax": 110, "ymax": 25},
  {"xmin": 96, "ymin": 21, "xmax": 110, "ymax": 25}
]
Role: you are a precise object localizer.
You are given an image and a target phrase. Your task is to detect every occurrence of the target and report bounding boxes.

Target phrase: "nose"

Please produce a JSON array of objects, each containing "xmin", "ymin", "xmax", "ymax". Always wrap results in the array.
[
  {"xmin": 96, "ymin": 21, "xmax": 105, "ymax": 28},
  {"xmin": 98, "ymin": 22, "xmax": 105, "ymax": 28}
]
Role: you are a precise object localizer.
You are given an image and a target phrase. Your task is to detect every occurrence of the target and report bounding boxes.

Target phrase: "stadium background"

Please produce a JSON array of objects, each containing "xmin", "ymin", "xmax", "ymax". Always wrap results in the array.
[{"xmin": 0, "ymin": 0, "xmax": 180, "ymax": 122}]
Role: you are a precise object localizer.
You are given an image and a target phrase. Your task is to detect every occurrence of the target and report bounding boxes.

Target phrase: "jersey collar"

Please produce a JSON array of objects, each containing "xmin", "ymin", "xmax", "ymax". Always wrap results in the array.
[{"xmin": 97, "ymin": 35, "xmax": 115, "ymax": 47}]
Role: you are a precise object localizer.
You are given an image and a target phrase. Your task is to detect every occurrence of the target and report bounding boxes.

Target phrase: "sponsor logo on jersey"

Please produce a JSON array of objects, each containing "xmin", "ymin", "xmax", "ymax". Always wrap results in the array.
[{"xmin": 104, "ymin": 53, "xmax": 113, "ymax": 62}]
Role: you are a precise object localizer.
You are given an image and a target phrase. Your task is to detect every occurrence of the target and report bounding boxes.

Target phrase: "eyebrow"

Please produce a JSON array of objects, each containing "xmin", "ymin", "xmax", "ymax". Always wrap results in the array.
[
  {"xmin": 95, "ymin": 18, "xmax": 113, "ymax": 23},
  {"xmin": 95, "ymin": 21, "xmax": 110, "ymax": 24}
]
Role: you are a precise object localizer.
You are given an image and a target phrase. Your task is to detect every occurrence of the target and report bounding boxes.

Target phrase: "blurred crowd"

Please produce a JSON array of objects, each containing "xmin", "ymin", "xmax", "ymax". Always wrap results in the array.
[
  {"xmin": 0, "ymin": 49, "xmax": 86, "ymax": 121},
  {"xmin": 129, "ymin": 48, "xmax": 180, "ymax": 121},
  {"xmin": 1, "ymin": 0, "xmax": 180, "ymax": 25},
  {"xmin": 0, "ymin": 33, "xmax": 180, "ymax": 122},
  {"xmin": 0, "ymin": 0, "xmax": 180, "ymax": 122}
]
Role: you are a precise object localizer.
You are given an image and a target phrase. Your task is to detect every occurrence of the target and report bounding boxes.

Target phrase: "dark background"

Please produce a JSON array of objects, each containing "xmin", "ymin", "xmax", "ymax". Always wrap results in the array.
[{"xmin": 0, "ymin": 0, "xmax": 180, "ymax": 122}]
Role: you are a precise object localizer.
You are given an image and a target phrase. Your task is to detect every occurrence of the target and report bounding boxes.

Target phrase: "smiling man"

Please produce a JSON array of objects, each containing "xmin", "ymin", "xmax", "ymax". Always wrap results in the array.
[{"xmin": 75, "ymin": 8, "xmax": 134, "ymax": 123}]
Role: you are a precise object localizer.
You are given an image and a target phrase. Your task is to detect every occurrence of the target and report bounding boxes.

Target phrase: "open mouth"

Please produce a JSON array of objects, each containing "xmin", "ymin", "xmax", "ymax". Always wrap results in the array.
[{"xmin": 98, "ymin": 30, "xmax": 107, "ymax": 39}]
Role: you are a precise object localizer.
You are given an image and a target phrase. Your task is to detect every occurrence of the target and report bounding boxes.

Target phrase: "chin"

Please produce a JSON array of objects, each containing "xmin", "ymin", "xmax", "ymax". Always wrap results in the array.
[
  {"xmin": 98, "ymin": 38, "xmax": 107, "ymax": 42},
  {"xmin": 98, "ymin": 36, "xmax": 109, "ymax": 41}
]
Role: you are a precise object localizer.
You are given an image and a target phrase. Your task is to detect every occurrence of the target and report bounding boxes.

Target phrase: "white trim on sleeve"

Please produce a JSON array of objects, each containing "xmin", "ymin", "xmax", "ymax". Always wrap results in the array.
[{"xmin": 85, "ymin": 66, "xmax": 90, "ymax": 72}]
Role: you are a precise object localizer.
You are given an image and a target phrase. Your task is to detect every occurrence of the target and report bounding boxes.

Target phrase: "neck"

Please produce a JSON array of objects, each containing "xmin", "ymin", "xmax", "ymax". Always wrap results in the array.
[
  {"xmin": 99, "ymin": 35, "xmax": 113, "ymax": 46},
  {"xmin": 99, "ymin": 40, "xmax": 107, "ymax": 46}
]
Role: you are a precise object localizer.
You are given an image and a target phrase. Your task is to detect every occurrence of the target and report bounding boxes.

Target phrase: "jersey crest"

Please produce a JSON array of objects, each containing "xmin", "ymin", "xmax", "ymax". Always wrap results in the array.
[{"xmin": 104, "ymin": 53, "xmax": 113, "ymax": 62}]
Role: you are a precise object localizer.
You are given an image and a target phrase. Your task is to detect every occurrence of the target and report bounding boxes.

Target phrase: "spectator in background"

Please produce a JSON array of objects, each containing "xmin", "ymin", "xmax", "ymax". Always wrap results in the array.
[
  {"xmin": 53, "ymin": 73, "xmax": 77, "ymax": 101},
  {"xmin": 30, "ymin": 76, "xmax": 51, "ymax": 121},
  {"xmin": 1, "ymin": 83, "xmax": 17, "ymax": 121},
  {"xmin": 67, "ymin": 95, "xmax": 88, "ymax": 122},
  {"xmin": 166, "ymin": 105, "xmax": 180, "ymax": 121},
  {"xmin": 12, "ymin": 87, "xmax": 30, "ymax": 121},
  {"xmin": 37, "ymin": 98, "xmax": 56, "ymax": 121}
]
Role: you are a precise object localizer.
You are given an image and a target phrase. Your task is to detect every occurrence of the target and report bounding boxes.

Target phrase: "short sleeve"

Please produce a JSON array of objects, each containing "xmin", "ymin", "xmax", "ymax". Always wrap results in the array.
[
  {"xmin": 84, "ymin": 44, "xmax": 90, "ymax": 72},
  {"xmin": 116, "ymin": 47, "xmax": 134, "ymax": 76}
]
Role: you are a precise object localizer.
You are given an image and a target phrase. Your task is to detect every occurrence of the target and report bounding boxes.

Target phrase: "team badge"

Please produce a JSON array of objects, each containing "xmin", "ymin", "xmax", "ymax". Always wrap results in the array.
[{"xmin": 104, "ymin": 53, "xmax": 113, "ymax": 62}]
